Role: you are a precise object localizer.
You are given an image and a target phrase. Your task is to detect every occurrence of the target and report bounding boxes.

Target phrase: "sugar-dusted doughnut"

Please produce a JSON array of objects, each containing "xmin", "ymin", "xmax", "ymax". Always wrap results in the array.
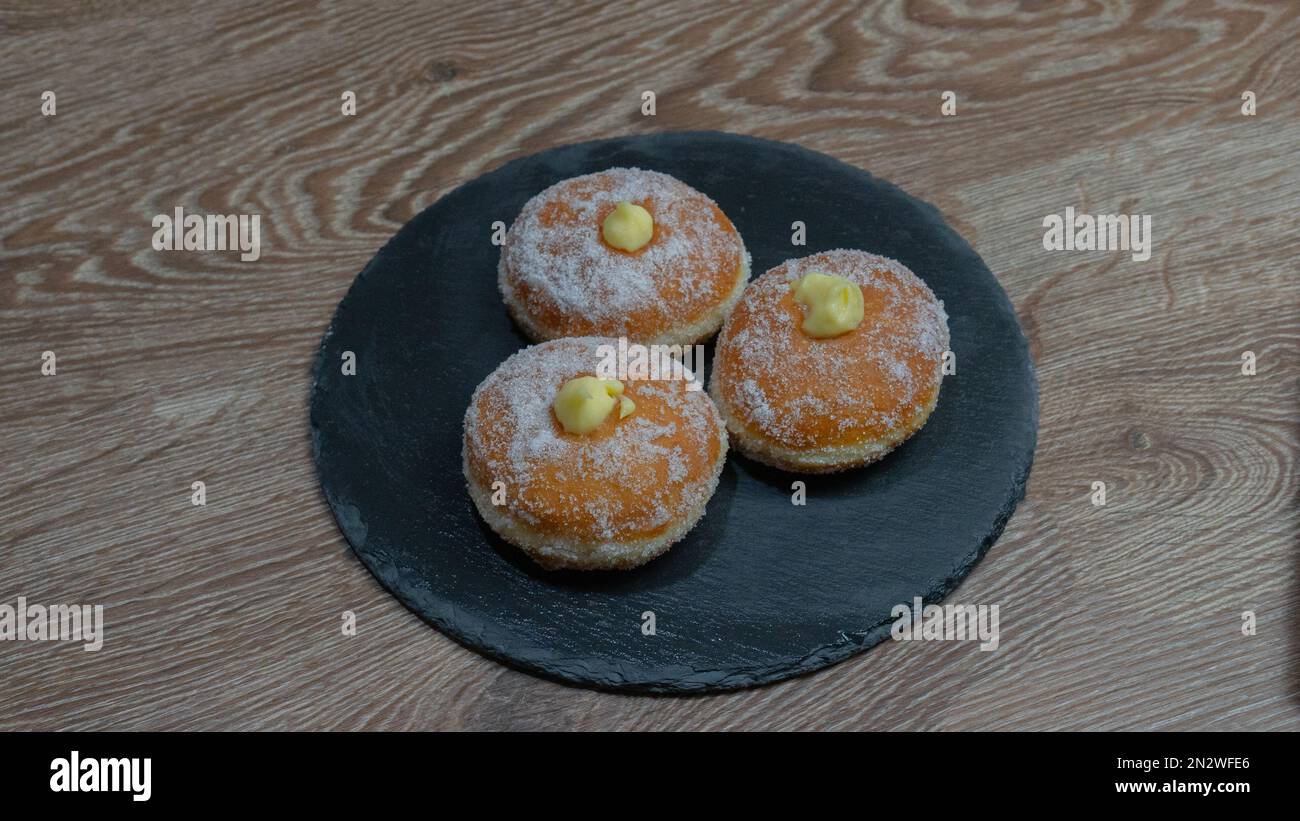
[
  {"xmin": 498, "ymin": 168, "xmax": 750, "ymax": 346},
  {"xmin": 463, "ymin": 336, "xmax": 727, "ymax": 570},
  {"xmin": 709, "ymin": 250, "xmax": 949, "ymax": 473}
]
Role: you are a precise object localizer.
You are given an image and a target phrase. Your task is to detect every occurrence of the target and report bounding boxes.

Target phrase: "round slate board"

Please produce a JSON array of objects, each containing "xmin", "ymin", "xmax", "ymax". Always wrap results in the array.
[{"xmin": 310, "ymin": 131, "xmax": 1038, "ymax": 693}]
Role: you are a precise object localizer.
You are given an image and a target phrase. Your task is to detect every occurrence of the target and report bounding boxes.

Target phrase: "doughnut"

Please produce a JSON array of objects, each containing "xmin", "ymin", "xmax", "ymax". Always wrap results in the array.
[
  {"xmin": 463, "ymin": 336, "xmax": 727, "ymax": 570},
  {"xmin": 498, "ymin": 168, "xmax": 750, "ymax": 346},
  {"xmin": 709, "ymin": 249, "xmax": 949, "ymax": 473}
]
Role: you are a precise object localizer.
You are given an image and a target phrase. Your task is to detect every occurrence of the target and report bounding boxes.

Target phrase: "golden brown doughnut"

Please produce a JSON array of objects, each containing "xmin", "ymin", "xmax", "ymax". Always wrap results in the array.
[
  {"xmin": 709, "ymin": 249, "xmax": 949, "ymax": 473},
  {"xmin": 463, "ymin": 337, "xmax": 727, "ymax": 570},
  {"xmin": 498, "ymin": 168, "xmax": 750, "ymax": 346}
]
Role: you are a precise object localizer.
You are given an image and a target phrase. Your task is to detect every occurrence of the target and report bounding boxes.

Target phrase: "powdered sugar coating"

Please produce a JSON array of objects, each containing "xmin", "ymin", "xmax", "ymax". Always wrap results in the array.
[
  {"xmin": 463, "ymin": 337, "xmax": 726, "ymax": 543},
  {"xmin": 498, "ymin": 168, "xmax": 748, "ymax": 341},
  {"xmin": 711, "ymin": 250, "xmax": 949, "ymax": 451}
]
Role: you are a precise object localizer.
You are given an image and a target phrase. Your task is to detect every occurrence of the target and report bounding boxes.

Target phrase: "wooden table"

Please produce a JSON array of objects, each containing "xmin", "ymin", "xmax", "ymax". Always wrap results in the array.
[{"xmin": 2, "ymin": 0, "xmax": 1296, "ymax": 731}]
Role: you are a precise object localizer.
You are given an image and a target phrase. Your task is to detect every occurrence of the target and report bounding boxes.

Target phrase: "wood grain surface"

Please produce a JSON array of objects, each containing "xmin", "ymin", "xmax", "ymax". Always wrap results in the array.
[{"xmin": 1, "ymin": 0, "xmax": 1297, "ymax": 731}]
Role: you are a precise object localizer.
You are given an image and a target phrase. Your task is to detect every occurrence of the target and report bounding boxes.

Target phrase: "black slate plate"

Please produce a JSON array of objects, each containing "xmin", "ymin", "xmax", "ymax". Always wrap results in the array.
[{"xmin": 310, "ymin": 131, "xmax": 1038, "ymax": 693}]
